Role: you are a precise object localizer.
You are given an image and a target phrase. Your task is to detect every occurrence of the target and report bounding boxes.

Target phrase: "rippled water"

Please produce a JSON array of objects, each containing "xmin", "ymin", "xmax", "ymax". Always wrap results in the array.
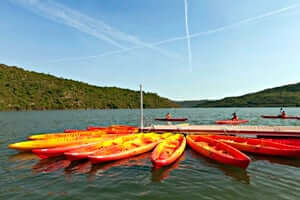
[{"xmin": 1, "ymin": 108, "xmax": 300, "ymax": 200}]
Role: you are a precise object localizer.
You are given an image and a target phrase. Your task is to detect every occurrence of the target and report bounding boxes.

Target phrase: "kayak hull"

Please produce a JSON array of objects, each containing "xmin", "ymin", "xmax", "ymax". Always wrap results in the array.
[
  {"xmin": 187, "ymin": 135, "xmax": 251, "ymax": 169},
  {"xmin": 207, "ymin": 135, "xmax": 300, "ymax": 157},
  {"xmin": 151, "ymin": 134, "xmax": 186, "ymax": 167},
  {"xmin": 216, "ymin": 120, "xmax": 249, "ymax": 125}
]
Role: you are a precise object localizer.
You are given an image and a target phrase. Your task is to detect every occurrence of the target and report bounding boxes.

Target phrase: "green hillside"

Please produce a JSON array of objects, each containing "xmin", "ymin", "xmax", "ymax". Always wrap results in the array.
[
  {"xmin": 0, "ymin": 64, "xmax": 179, "ymax": 111},
  {"xmin": 196, "ymin": 83, "xmax": 300, "ymax": 107},
  {"xmin": 175, "ymin": 100, "xmax": 210, "ymax": 108}
]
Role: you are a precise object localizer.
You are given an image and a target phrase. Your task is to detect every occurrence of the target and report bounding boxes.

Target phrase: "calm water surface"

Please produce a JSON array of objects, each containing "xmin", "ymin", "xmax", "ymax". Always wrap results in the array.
[{"xmin": 1, "ymin": 108, "xmax": 300, "ymax": 200}]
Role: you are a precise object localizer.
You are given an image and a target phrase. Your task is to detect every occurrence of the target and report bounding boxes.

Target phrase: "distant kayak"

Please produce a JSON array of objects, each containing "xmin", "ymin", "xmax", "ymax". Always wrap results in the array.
[
  {"xmin": 261, "ymin": 115, "xmax": 300, "ymax": 120},
  {"xmin": 216, "ymin": 119, "xmax": 249, "ymax": 125},
  {"xmin": 155, "ymin": 118, "xmax": 188, "ymax": 122}
]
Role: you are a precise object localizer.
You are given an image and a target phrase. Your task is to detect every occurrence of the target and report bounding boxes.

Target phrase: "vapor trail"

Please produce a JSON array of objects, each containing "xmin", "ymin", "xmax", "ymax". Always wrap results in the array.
[
  {"xmin": 13, "ymin": 0, "xmax": 178, "ymax": 59},
  {"xmin": 47, "ymin": 3, "xmax": 300, "ymax": 63},
  {"xmin": 184, "ymin": 0, "xmax": 193, "ymax": 71}
]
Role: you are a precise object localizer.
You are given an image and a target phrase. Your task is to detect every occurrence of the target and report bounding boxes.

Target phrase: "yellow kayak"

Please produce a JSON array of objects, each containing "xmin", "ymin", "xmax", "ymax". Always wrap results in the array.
[
  {"xmin": 28, "ymin": 130, "xmax": 107, "ymax": 140},
  {"xmin": 8, "ymin": 134, "xmax": 124, "ymax": 151}
]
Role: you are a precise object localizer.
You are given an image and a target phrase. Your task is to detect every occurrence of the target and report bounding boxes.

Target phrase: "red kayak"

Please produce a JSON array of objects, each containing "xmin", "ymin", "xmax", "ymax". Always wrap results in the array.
[
  {"xmin": 86, "ymin": 125, "xmax": 139, "ymax": 134},
  {"xmin": 86, "ymin": 126, "xmax": 107, "ymax": 131},
  {"xmin": 64, "ymin": 129, "xmax": 86, "ymax": 133},
  {"xmin": 186, "ymin": 135, "xmax": 251, "ymax": 169},
  {"xmin": 260, "ymin": 138, "xmax": 300, "ymax": 147},
  {"xmin": 207, "ymin": 135, "xmax": 300, "ymax": 157},
  {"xmin": 155, "ymin": 118, "xmax": 188, "ymax": 122},
  {"xmin": 216, "ymin": 119, "xmax": 249, "ymax": 125},
  {"xmin": 261, "ymin": 115, "xmax": 300, "ymax": 120}
]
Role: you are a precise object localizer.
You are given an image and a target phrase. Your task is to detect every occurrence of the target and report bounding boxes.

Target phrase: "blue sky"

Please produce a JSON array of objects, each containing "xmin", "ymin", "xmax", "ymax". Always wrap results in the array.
[{"xmin": 1, "ymin": 0, "xmax": 300, "ymax": 100}]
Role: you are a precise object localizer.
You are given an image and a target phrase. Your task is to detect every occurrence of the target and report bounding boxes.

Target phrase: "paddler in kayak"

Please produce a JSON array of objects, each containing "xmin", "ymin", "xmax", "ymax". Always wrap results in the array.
[
  {"xmin": 279, "ymin": 108, "xmax": 286, "ymax": 118},
  {"xmin": 166, "ymin": 113, "xmax": 171, "ymax": 119},
  {"xmin": 231, "ymin": 112, "xmax": 239, "ymax": 121},
  {"xmin": 166, "ymin": 113, "xmax": 172, "ymax": 125}
]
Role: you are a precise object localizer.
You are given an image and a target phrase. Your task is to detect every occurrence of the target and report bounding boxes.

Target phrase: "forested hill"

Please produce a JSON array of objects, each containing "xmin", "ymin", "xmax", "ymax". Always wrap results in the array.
[
  {"xmin": 0, "ymin": 64, "xmax": 179, "ymax": 111},
  {"xmin": 196, "ymin": 83, "xmax": 300, "ymax": 107}
]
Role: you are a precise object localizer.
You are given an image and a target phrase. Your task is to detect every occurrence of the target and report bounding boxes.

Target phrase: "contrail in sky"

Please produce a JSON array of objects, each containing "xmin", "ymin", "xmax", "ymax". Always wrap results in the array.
[
  {"xmin": 184, "ymin": 0, "xmax": 192, "ymax": 71},
  {"xmin": 13, "ymin": 0, "xmax": 178, "ymax": 59},
  {"xmin": 46, "ymin": 3, "xmax": 300, "ymax": 63}
]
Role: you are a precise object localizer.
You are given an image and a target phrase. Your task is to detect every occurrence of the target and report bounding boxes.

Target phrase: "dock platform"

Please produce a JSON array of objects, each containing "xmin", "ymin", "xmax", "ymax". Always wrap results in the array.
[{"xmin": 141, "ymin": 125, "xmax": 300, "ymax": 137}]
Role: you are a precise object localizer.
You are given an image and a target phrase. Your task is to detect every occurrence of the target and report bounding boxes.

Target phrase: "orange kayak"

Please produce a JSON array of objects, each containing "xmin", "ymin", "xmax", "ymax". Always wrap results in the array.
[
  {"xmin": 88, "ymin": 133, "xmax": 162, "ymax": 164},
  {"xmin": 64, "ymin": 134, "xmax": 138, "ymax": 161},
  {"xmin": 186, "ymin": 135, "xmax": 251, "ymax": 169},
  {"xmin": 65, "ymin": 133, "xmax": 165, "ymax": 161},
  {"xmin": 151, "ymin": 134, "xmax": 186, "ymax": 167},
  {"xmin": 206, "ymin": 135, "xmax": 300, "ymax": 157}
]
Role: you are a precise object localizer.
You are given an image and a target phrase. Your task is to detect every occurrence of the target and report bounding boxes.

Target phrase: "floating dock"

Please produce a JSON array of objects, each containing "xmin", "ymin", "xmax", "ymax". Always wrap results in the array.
[{"xmin": 141, "ymin": 125, "xmax": 300, "ymax": 137}]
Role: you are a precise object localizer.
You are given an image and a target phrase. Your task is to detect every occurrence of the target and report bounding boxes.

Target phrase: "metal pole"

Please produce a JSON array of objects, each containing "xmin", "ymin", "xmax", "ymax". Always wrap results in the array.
[{"xmin": 140, "ymin": 84, "xmax": 144, "ymax": 129}]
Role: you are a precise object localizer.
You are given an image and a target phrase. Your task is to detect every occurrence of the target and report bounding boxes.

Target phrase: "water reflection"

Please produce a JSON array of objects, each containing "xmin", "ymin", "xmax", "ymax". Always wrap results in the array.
[
  {"xmin": 8, "ymin": 152, "xmax": 39, "ymax": 162},
  {"xmin": 88, "ymin": 153, "xmax": 150, "ymax": 181},
  {"xmin": 151, "ymin": 152, "xmax": 185, "ymax": 182},
  {"xmin": 32, "ymin": 156, "xmax": 71, "ymax": 173},
  {"xmin": 253, "ymin": 155, "xmax": 300, "ymax": 168},
  {"xmin": 65, "ymin": 160, "xmax": 92, "ymax": 174},
  {"xmin": 189, "ymin": 148, "xmax": 250, "ymax": 184}
]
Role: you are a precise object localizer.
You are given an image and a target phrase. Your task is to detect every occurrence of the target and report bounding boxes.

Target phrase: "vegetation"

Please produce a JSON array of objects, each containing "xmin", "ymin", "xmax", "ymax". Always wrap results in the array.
[
  {"xmin": 175, "ymin": 100, "xmax": 210, "ymax": 108},
  {"xmin": 195, "ymin": 83, "xmax": 300, "ymax": 107},
  {"xmin": 0, "ymin": 64, "xmax": 179, "ymax": 111}
]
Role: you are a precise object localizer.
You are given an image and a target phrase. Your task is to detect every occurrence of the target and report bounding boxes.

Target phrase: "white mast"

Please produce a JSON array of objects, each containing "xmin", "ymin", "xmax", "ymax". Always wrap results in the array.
[{"xmin": 140, "ymin": 84, "xmax": 144, "ymax": 129}]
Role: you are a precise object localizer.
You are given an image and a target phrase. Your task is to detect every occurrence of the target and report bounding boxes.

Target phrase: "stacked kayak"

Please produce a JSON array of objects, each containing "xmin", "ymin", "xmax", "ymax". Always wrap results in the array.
[
  {"xmin": 186, "ymin": 135, "xmax": 251, "ymax": 169},
  {"xmin": 9, "ymin": 135, "xmax": 111, "ymax": 151},
  {"xmin": 260, "ymin": 138, "xmax": 300, "ymax": 147},
  {"xmin": 64, "ymin": 134, "xmax": 145, "ymax": 161},
  {"xmin": 88, "ymin": 133, "xmax": 163, "ymax": 164},
  {"xmin": 87, "ymin": 125, "xmax": 139, "ymax": 133},
  {"xmin": 206, "ymin": 135, "xmax": 300, "ymax": 157},
  {"xmin": 64, "ymin": 129, "xmax": 87, "ymax": 133},
  {"xmin": 32, "ymin": 134, "xmax": 127, "ymax": 159},
  {"xmin": 261, "ymin": 115, "xmax": 300, "ymax": 120},
  {"xmin": 151, "ymin": 134, "xmax": 186, "ymax": 167},
  {"xmin": 28, "ymin": 130, "xmax": 107, "ymax": 140},
  {"xmin": 216, "ymin": 119, "xmax": 249, "ymax": 125},
  {"xmin": 29, "ymin": 125, "xmax": 139, "ymax": 140}
]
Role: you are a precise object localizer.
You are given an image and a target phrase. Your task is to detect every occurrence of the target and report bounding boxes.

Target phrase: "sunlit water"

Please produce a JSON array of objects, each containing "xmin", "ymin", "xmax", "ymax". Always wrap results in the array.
[{"xmin": 1, "ymin": 108, "xmax": 300, "ymax": 200}]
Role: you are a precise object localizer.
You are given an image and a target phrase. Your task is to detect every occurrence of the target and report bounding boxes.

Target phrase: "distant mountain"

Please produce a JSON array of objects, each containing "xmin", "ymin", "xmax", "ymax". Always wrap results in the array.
[
  {"xmin": 0, "ymin": 64, "xmax": 179, "ymax": 111},
  {"xmin": 195, "ymin": 83, "xmax": 300, "ymax": 107},
  {"xmin": 175, "ymin": 100, "xmax": 211, "ymax": 108}
]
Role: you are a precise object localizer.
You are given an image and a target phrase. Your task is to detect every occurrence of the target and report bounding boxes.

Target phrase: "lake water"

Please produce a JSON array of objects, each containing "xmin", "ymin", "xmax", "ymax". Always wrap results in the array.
[{"xmin": 1, "ymin": 108, "xmax": 300, "ymax": 200}]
